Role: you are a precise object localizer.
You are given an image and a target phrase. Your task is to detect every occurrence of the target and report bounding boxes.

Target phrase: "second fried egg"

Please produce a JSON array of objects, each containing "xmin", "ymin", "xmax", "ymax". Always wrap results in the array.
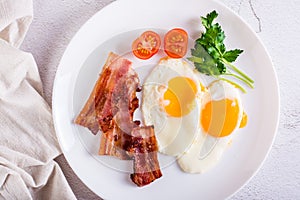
[{"xmin": 178, "ymin": 80, "xmax": 245, "ymax": 173}]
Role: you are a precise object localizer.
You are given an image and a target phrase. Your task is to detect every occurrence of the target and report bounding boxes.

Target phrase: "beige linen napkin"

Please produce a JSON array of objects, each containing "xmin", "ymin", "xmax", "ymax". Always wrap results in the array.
[{"xmin": 0, "ymin": 0, "xmax": 76, "ymax": 199}]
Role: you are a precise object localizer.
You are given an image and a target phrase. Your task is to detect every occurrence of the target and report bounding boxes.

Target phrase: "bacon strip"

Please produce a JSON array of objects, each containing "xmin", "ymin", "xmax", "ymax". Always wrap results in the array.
[
  {"xmin": 129, "ymin": 126, "xmax": 162, "ymax": 187},
  {"xmin": 74, "ymin": 52, "xmax": 116, "ymax": 134},
  {"xmin": 75, "ymin": 52, "xmax": 162, "ymax": 185},
  {"xmin": 74, "ymin": 52, "xmax": 137, "ymax": 134},
  {"xmin": 75, "ymin": 52, "xmax": 140, "ymax": 159},
  {"xmin": 98, "ymin": 55, "xmax": 140, "ymax": 159}
]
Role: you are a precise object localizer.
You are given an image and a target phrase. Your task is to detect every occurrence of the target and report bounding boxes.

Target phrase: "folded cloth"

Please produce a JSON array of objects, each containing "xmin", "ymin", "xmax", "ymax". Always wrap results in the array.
[{"xmin": 0, "ymin": 0, "xmax": 76, "ymax": 199}]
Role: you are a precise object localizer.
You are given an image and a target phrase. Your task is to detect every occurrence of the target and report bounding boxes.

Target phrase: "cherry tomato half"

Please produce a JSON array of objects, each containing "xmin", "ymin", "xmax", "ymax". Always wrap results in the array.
[
  {"xmin": 132, "ymin": 31, "xmax": 161, "ymax": 60},
  {"xmin": 164, "ymin": 28, "xmax": 188, "ymax": 58}
]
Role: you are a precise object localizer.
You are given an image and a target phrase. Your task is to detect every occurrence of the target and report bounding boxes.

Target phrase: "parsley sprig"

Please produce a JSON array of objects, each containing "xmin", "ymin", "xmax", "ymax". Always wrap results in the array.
[{"xmin": 188, "ymin": 10, "xmax": 254, "ymax": 92}]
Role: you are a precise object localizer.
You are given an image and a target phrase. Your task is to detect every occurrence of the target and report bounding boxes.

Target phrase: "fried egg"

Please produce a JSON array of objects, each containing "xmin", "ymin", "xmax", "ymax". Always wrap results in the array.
[
  {"xmin": 178, "ymin": 80, "xmax": 245, "ymax": 173},
  {"xmin": 142, "ymin": 58, "xmax": 203, "ymax": 156}
]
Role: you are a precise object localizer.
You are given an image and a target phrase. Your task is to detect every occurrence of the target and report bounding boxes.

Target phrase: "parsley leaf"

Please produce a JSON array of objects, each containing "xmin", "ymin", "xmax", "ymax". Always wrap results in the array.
[
  {"xmin": 188, "ymin": 10, "xmax": 254, "ymax": 92},
  {"xmin": 223, "ymin": 49, "xmax": 244, "ymax": 62},
  {"xmin": 201, "ymin": 10, "xmax": 218, "ymax": 29}
]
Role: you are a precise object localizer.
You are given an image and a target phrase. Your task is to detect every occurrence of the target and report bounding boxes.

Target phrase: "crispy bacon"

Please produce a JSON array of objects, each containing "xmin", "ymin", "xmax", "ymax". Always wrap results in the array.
[
  {"xmin": 75, "ymin": 52, "xmax": 162, "ymax": 186},
  {"xmin": 98, "ymin": 121, "xmax": 132, "ymax": 159},
  {"xmin": 97, "ymin": 54, "xmax": 140, "ymax": 159},
  {"xmin": 74, "ymin": 52, "xmax": 138, "ymax": 134},
  {"xmin": 75, "ymin": 52, "xmax": 140, "ymax": 159},
  {"xmin": 99, "ymin": 106, "xmax": 138, "ymax": 160},
  {"xmin": 129, "ymin": 126, "xmax": 162, "ymax": 187}
]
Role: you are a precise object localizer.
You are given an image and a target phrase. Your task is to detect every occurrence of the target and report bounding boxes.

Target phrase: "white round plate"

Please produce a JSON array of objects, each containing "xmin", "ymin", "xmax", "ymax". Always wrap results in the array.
[{"xmin": 52, "ymin": 0, "xmax": 280, "ymax": 199}]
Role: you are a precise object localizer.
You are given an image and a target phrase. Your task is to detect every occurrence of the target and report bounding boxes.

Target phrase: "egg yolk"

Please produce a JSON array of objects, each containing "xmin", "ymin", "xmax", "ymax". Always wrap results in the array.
[
  {"xmin": 201, "ymin": 98, "xmax": 240, "ymax": 137},
  {"xmin": 239, "ymin": 112, "xmax": 248, "ymax": 128},
  {"xmin": 163, "ymin": 77, "xmax": 197, "ymax": 117}
]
